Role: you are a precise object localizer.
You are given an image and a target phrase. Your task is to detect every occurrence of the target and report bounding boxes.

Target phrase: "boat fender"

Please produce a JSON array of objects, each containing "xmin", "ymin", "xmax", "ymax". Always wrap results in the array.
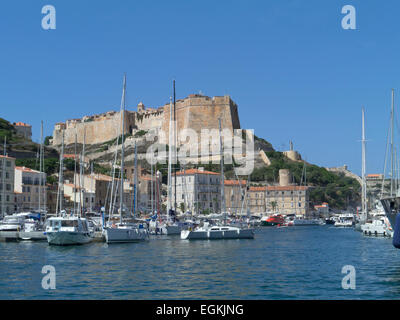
[{"xmin": 392, "ymin": 213, "xmax": 400, "ymax": 248}]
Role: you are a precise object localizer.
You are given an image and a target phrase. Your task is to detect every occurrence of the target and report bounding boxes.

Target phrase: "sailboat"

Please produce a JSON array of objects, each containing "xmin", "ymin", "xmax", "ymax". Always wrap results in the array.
[
  {"xmin": 103, "ymin": 74, "xmax": 149, "ymax": 243},
  {"xmin": 19, "ymin": 121, "xmax": 47, "ymax": 241},
  {"xmin": 289, "ymin": 163, "xmax": 323, "ymax": 226},
  {"xmin": 180, "ymin": 118, "xmax": 255, "ymax": 240},
  {"xmin": 354, "ymin": 107, "xmax": 391, "ymax": 236},
  {"xmin": 151, "ymin": 82, "xmax": 182, "ymax": 235},
  {"xmin": 46, "ymin": 131, "xmax": 94, "ymax": 245},
  {"xmin": 376, "ymin": 90, "xmax": 400, "ymax": 241}
]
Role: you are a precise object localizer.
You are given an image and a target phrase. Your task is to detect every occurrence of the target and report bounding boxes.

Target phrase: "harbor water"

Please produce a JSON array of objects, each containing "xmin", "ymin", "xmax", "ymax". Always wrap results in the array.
[{"xmin": 1, "ymin": 226, "xmax": 400, "ymax": 299}]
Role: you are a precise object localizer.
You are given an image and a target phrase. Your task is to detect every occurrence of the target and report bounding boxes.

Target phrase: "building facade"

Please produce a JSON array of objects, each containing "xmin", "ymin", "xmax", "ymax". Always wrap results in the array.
[
  {"xmin": 0, "ymin": 155, "xmax": 16, "ymax": 215},
  {"xmin": 224, "ymin": 179, "xmax": 247, "ymax": 215},
  {"xmin": 14, "ymin": 166, "xmax": 46, "ymax": 212},
  {"xmin": 172, "ymin": 168, "xmax": 221, "ymax": 214},
  {"xmin": 13, "ymin": 122, "xmax": 32, "ymax": 140},
  {"xmin": 265, "ymin": 185, "xmax": 309, "ymax": 215}
]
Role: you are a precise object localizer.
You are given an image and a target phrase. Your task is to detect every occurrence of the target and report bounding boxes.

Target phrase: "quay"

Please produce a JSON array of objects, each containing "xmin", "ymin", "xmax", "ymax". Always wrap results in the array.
[{"xmin": 0, "ymin": 231, "xmax": 105, "ymax": 242}]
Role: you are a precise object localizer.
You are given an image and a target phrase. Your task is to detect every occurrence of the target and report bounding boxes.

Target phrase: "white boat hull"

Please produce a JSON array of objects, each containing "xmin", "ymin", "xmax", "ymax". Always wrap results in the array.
[
  {"xmin": 46, "ymin": 231, "xmax": 93, "ymax": 245},
  {"xmin": 334, "ymin": 222, "xmax": 353, "ymax": 227},
  {"xmin": 104, "ymin": 227, "xmax": 149, "ymax": 243},
  {"xmin": 181, "ymin": 228, "xmax": 254, "ymax": 240}
]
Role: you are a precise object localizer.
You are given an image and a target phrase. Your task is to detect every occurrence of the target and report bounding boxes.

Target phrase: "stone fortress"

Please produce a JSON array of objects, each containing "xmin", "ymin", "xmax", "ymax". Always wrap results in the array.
[{"xmin": 52, "ymin": 94, "xmax": 241, "ymax": 146}]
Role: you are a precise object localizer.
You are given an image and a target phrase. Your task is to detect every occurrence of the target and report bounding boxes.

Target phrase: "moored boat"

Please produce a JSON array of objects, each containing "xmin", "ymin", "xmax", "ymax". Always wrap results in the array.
[
  {"xmin": 46, "ymin": 215, "xmax": 93, "ymax": 245},
  {"xmin": 261, "ymin": 214, "xmax": 285, "ymax": 226},
  {"xmin": 181, "ymin": 222, "xmax": 254, "ymax": 240}
]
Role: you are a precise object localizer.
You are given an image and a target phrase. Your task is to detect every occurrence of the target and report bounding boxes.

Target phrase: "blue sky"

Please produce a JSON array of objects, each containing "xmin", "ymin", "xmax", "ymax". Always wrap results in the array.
[{"xmin": 0, "ymin": 0, "xmax": 399, "ymax": 176}]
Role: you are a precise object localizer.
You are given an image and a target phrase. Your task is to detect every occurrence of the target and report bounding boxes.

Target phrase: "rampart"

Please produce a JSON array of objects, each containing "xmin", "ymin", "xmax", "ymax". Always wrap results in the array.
[{"xmin": 52, "ymin": 94, "xmax": 241, "ymax": 146}]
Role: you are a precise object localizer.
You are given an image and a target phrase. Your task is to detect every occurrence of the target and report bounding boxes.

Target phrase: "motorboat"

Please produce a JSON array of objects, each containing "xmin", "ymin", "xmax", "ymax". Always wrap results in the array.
[
  {"xmin": 104, "ymin": 222, "xmax": 149, "ymax": 243},
  {"xmin": 334, "ymin": 213, "xmax": 355, "ymax": 227},
  {"xmin": 181, "ymin": 222, "xmax": 254, "ymax": 240},
  {"xmin": 260, "ymin": 214, "xmax": 285, "ymax": 226},
  {"xmin": 46, "ymin": 215, "xmax": 94, "ymax": 245},
  {"xmin": 361, "ymin": 217, "xmax": 392, "ymax": 237},
  {"xmin": 0, "ymin": 214, "xmax": 27, "ymax": 231},
  {"xmin": 292, "ymin": 215, "xmax": 324, "ymax": 226}
]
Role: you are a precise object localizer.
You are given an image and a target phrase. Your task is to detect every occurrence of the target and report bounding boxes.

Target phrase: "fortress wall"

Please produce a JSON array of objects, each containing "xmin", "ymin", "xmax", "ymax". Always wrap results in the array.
[
  {"xmin": 53, "ymin": 111, "xmax": 136, "ymax": 145},
  {"xmin": 52, "ymin": 94, "xmax": 241, "ymax": 147},
  {"xmin": 161, "ymin": 95, "xmax": 241, "ymax": 144},
  {"xmin": 135, "ymin": 108, "xmax": 164, "ymax": 132}
]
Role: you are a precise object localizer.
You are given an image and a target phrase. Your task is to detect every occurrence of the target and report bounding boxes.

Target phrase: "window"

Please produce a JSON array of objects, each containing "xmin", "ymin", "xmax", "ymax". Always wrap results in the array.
[
  {"xmin": 61, "ymin": 220, "xmax": 78, "ymax": 227},
  {"xmin": 6, "ymin": 161, "xmax": 10, "ymax": 167}
]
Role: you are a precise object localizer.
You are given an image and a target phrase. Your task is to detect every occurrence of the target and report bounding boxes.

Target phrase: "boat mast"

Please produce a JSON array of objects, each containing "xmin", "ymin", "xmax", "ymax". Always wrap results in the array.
[
  {"xmin": 38, "ymin": 121, "xmax": 43, "ymax": 214},
  {"xmin": 1, "ymin": 137, "xmax": 6, "ymax": 218},
  {"xmin": 73, "ymin": 131, "xmax": 77, "ymax": 216},
  {"xmin": 90, "ymin": 162, "xmax": 93, "ymax": 212},
  {"xmin": 119, "ymin": 74, "xmax": 127, "ymax": 224},
  {"xmin": 151, "ymin": 152, "xmax": 153, "ymax": 214},
  {"xmin": 391, "ymin": 89, "xmax": 395, "ymax": 197},
  {"xmin": 361, "ymin": 107, "xmax": 368, "ymax": 222},
  {"xmin": 219, "ymin": 118, "xmax": 226, "ymax": 224},
  {"xmin": 80, "ymin": 127, "xmax": 86, "ymax": 217},
  {"xmin": 133, "ymin": 142, "xmax": 138, "ymax": 217},
  {"xmin": 56, "ymin": 131, "xmax": 65, "ymax": 215},
  {"xmin": 173, "ymin": 80, "xmax": 177, "ymax": 214},
  {"xmin": 167, "ymin": 97, "xmax": 173, "ymax": 216}
]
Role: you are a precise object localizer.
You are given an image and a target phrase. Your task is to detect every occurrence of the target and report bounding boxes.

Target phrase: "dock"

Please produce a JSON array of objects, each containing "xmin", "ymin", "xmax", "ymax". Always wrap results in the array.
[
  {"xmin": 0, "ymin": 231, "xmax": 47, "ymax": 242},
  {"xmin": 0, "ymin": 231, "xmax": 105, "ymax": 242}
]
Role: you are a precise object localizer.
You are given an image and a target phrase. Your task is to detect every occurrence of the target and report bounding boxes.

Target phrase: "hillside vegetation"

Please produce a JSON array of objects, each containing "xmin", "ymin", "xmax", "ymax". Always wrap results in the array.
[
  {"xmin": 0, "ymin": 118, "xmax": 58, "ymax": 159},
  {"xmin": 250, "ymin": 151, "xmax": 360, "ymax": 210}
]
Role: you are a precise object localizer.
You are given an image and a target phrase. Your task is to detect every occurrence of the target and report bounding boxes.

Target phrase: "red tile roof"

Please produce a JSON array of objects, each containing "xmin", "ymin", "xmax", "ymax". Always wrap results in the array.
[
  {"xmin": 249, "ymin": 186, "xmax": 267, "ymax": 191},
  {"xmin": 175, "ymin": 168, "xmax": 219, "ymax": 176},
  {"xmin": 15, "ymin": 166, "xmax": 41, "ymax": 173},
  {"xmin": 13, "ymin": 122, "xmax": 31, "ymax": 127},
  {"xmin": 266, "ymin": 186, "xmax": 308, "ymax": 191},
  {"xmin": 249, "ymin": 185, "xmax": 309, "ymax": 192},
  {"xmin": 224, "ymin": 180, "xmax": 247, "ymax": 186}
]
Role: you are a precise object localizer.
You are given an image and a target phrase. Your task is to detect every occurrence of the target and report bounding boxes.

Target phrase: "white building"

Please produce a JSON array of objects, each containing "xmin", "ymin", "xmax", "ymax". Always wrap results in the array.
[
  {"xmin": 171, "ymin": 168, "xmax": 221, "ymax": 214},
  {"xmin": 0, "ymin": 155, "xmax": 16, "ymax": 215},
  {"xmin": 70, "ymin": 173, "xmax": 133, "ymax": 213},
  {"xmin": 14, "ymin": 166, "xmax": 46, "ymax": 212}
]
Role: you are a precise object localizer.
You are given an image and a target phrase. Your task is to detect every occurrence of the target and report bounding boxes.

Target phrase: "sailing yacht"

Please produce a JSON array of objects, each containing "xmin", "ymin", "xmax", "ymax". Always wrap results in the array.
[
  {"xmin": 355, "ymin": 107, "xmax": 370, "ymax": 233},
  {"xmin": 380, "ymin": 90, "xmax": 400, "ymax": 247},
  {"xmin": 46, "ymin": 133, "xmax": 94, "ymax": 245},
  {"xmin": 161, "ymin": 85, "xmax": 183, "ymax": 236},
  {"xmin": 180, "ymin": 118, "xmax": 255, "ymax": 240},
  {"xmin": 103, "ymin": 75, "xmax": 149, "ymax": 243}
]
